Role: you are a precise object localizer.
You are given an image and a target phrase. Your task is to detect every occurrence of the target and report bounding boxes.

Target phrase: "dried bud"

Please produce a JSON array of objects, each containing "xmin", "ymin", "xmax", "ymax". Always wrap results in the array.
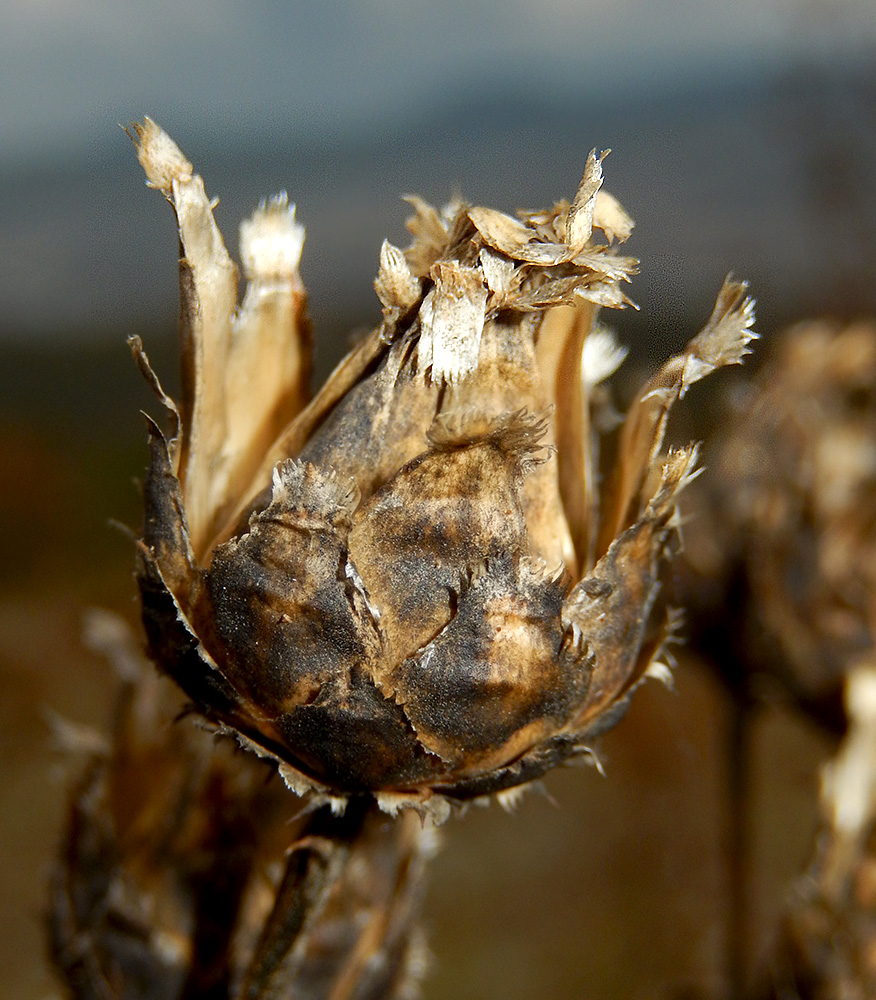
[
  {"xmin": 684, "ymin": 320, "xmax": 876, "ymax": 714},
  {"xmin": 131, "ymin": 121, "xmax": 756, "ymax": 816},
  {"xmin": 762, "ymin": 659, "xmax": 876, "ymax": 1000}
]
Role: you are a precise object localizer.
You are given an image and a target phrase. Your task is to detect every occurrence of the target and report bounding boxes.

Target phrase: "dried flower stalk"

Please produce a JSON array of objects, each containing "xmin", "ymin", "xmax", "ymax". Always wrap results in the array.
[{"xmin": 52, "ymin": 119, "xmax": 756, "ymax": 998}]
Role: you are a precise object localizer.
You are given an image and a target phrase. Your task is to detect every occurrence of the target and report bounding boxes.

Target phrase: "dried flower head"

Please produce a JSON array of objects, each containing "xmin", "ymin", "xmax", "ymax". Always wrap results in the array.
[
  {"xmin": 684, "ymin": 320, "xmax": 876, "ymax": 715},
  {"xmin": 130, "ymin": 119, "xmax": 756, "ymax": 817}
]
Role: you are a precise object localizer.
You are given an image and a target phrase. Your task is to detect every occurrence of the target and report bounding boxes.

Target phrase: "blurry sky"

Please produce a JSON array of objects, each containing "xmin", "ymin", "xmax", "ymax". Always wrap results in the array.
[
  {"xmin": 1, "ymin": 0, "xmax": 875, "ymax": 350},
  {"xmin": 3, "ymin": 0, "xmax": 875, "ymax": 167}
]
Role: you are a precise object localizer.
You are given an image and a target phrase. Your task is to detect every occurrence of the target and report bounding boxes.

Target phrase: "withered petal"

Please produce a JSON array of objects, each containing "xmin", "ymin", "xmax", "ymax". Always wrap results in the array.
[
  {"xmin": 565, "ymin": 447, "xmax": 697, "ymax": 731},
  {"xmin": 596, "ymin": 278, "xmax": 756, "ymax": 557},
  {"xmin": 205, "ymin": 461, "xmax": 377, "ymax": 713},
  {"xmin": 565, "ymin": 148, "xmax": 606, "ymax": 257},
  {"xmin": 375, "ymin": 239, "xmax": 422, "ymax": 314}
]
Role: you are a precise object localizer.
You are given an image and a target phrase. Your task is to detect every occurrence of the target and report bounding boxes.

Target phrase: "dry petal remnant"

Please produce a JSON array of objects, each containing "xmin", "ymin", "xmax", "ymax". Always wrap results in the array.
[{"xmin": 131, "ymin": 119, "xmax": 756, "ymax": 814}]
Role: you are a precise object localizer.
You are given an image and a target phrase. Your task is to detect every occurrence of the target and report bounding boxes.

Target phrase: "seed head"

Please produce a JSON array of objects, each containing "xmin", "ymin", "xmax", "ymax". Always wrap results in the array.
[
  {"xmin": 685, "ymin": 320, "xmax": 876, "ymax": 709},
  {"xmin": 131, "ymin": 120, "xmax": 756, "ymax": 817}
]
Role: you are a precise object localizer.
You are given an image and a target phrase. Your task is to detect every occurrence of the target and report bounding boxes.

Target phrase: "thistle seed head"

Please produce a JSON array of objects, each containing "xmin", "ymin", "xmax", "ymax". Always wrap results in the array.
[
  {"xmin": 131, "ymin": 120, "xmax": 756, "ymax": 815},
  {"xmin": 685, "ymin": 320, "xmax": 876, "ymax": 707}
]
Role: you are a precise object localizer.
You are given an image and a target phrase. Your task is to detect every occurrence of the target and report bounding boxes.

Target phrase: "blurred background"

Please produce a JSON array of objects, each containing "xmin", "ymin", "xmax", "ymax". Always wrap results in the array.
[{"xmin": 1, "ymin": 1, "xmax": 874, "ymax": 997}]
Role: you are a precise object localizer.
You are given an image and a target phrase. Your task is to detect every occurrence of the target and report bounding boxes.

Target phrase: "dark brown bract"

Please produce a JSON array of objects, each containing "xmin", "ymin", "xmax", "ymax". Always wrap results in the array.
[{"xmin": 132, "ymin": 119, "xmax": 756, "ymax": 816}]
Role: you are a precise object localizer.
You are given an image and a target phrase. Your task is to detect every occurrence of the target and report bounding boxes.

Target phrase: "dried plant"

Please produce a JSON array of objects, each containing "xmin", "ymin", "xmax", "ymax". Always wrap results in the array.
[
  {"xmin": 685, "ymin": 321, "xmax": 876, "ymax": 725},
  {"xmin": 51, "ymin": 611, "xmax": 431, "ymax": 1000},
  {"xmin": 681, "ymin": 321, "xmax": 876, "ymax": 999},
  {"xmin": 51, "ymin": 119, "xmax": 757, "ymax": 998}
]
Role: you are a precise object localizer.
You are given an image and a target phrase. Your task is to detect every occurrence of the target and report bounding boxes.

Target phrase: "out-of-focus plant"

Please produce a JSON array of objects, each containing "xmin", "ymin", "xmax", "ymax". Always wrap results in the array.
[
  {"xmin": 685, "ymin": 322, "xmax": 876, "ymax": 725},
  {"xmin": 682, "ymin": 321, "xmax": 876, "ymax": 1000}
]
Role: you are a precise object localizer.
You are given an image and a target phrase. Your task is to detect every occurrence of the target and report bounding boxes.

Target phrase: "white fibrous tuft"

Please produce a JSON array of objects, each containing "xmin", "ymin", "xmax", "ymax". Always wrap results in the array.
[
  {"xmin": 239, "ymin": 193, "xmax": 305, "ymax": 282},
  {"xmin": 418, "ymin": 262, "xmax": 487, "ymax": 384},
  {"xmin": 132, "ymin": 117, "xmax": 193, "ymax": 195},
  {"xmin": 582, "ymin": 327, "xmax": 628, "ymax": 387}
]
